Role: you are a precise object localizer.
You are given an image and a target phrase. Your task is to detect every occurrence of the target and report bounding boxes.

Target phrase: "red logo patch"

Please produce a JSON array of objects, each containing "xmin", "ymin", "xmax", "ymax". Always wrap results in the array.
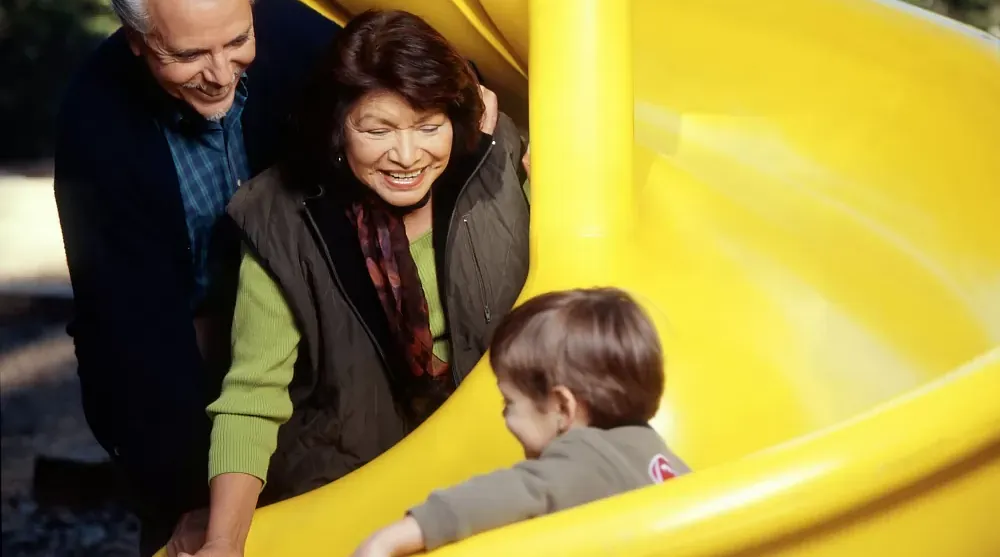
[{"xmin": 648, "ymin": 454, "xmax": 676, "ymax": 484}]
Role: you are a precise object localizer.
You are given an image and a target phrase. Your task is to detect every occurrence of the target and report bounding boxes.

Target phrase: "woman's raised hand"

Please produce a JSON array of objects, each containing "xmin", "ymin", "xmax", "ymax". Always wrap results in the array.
[{"xmin": 478, "ymin": 84, "xmax": 498, "ymax": 135}]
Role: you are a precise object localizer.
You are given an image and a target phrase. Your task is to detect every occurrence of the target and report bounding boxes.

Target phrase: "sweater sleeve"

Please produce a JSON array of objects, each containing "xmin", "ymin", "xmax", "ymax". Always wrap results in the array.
[
  {"xmin": 206, "ymin": 247, "xmax": 299, "ymax": 484},
  {"xmin": 407, "ymin": 439, "xmax": 596, "ymax": 550}
]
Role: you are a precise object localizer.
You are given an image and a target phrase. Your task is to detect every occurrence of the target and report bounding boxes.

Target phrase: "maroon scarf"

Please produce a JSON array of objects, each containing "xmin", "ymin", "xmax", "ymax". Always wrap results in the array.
[{"xmin": 346, "ymin": 197, "xmax": 453, "ymax": 417}]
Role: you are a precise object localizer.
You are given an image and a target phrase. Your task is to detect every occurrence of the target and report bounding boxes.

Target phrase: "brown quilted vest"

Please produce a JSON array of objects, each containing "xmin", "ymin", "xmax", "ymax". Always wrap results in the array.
[{"xmin": 226, "ymin": 114, "xmax": 529, "ymax": 504}]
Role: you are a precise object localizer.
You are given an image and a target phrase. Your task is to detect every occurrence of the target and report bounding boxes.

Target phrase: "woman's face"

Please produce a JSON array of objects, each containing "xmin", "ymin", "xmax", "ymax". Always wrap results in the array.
[{"xmin": 343, "ymin": 90, "xmax": 454, "ymax": 207}]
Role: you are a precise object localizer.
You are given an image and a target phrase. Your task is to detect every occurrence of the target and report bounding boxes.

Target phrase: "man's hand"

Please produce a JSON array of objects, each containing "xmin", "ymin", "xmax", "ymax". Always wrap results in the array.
[
  {"xmin": 166, "ymin": 508, "xmax": 209, "ymax": 557},
  {"xmin": 478, "ymin": 85, "xmax": 498, "ymax": 135},
  {"xmin": 521, "ymin": 143, "xmax": 530, "ymax": 176},
  {"xmin": 178, "ymin": 539, "xmax": 242, "ymax": 557}
]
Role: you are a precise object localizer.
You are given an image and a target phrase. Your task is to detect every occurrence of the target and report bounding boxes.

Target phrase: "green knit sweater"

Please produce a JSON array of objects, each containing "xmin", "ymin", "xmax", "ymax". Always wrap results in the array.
[
  {"xmin": 206, "ymin": 229, "xmax": 447, "ymax": 483},
  {"xmin": 208, "ymin": 179, "xmax": 528, "ymax": 484}
]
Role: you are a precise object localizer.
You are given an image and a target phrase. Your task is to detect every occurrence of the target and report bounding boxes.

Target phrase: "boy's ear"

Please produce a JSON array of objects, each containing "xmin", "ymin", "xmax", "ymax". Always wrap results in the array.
[{"xmin": 550, "ymin": 385, "xmax": 582, "ymax": 433}]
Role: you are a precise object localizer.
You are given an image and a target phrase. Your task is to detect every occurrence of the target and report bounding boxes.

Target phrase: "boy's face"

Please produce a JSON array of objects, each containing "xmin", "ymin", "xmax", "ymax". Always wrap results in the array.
[{"xmin": 498, "ymin": 380, "xmax": 565, "ymax": 459}]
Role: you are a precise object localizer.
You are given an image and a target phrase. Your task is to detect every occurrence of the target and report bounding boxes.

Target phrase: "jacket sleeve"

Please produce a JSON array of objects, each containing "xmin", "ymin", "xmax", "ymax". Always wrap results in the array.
[
  {"xmin": 52, "ymin": 99, "xmax": 212, "ymax": 517},
  {"xmin": 407, "ymin": 443, "xmax": 596, "ymax": 550}
]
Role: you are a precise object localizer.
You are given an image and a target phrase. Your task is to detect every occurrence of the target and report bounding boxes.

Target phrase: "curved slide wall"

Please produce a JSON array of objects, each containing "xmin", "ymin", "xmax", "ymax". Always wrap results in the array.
[{"xmin": 159, "ymin": 1, "xmax": 1000, "ymax": 555}]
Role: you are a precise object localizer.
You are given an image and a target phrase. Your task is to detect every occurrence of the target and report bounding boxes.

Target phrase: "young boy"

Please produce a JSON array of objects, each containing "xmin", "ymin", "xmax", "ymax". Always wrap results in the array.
[{"xmin": 352, "ymin": 287, "xmax": 690, "ymax": 557}]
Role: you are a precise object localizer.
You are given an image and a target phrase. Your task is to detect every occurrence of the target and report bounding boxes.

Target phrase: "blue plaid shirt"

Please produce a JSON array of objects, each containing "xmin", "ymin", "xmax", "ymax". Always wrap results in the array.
[{"xmin": 158, "ymin": 78, "xmax": 251, "ymax": 308}]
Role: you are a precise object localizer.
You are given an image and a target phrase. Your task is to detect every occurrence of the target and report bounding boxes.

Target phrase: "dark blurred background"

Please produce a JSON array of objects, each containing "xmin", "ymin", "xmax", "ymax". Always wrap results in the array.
[
  {"xmin": 0, "ymin": 1, "xmax": 997, "ymax": 556},
  {"xmin": 1, "ymin": 0, "xmax": 118, "ymax": 164}
]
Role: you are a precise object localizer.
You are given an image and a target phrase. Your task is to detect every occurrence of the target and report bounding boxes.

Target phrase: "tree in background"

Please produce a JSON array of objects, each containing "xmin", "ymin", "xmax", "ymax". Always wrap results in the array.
[
  {"xmin": 906, "ymin": 0, "xmax": 1000, "ymax": 33},
  {"xmin": 0, "ymin": 0, "xmax": 117, "ymax": 163},
  {"xmin": 0, "ymin": 0, "xmax": 996, "ymax": 164}
]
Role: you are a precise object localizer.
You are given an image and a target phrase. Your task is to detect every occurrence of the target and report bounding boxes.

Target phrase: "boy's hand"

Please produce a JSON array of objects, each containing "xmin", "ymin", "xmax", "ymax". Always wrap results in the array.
[
  {"xmin": 351, "ymin": 536, "xmax": 391, "ymax": 557},
  {"xmin": 352, "ymin": 517, "xmax": 426, "ymax": 557}
]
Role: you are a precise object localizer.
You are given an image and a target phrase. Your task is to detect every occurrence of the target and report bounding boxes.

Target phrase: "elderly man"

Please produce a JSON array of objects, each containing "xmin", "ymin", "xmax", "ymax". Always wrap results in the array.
[
  {"xmin": 53, "ymin": 0, "xmax": 336, "ymax": 553},
  {"xmin": 54, "ymin": 0, "xmax": 501, "ymax": 554}
]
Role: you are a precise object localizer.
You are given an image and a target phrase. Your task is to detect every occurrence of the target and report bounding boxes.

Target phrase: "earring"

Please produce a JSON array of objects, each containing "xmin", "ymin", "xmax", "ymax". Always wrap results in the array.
[{"xmin": 335, "ymin": 155, "xmax": 344, "ymax": 165}]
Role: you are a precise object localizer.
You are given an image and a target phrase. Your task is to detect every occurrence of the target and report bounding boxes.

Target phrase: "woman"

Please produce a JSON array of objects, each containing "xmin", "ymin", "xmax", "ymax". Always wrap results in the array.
[{"xmin": 175, "ymin": 9, "xmax": 530, "ymax": 557}]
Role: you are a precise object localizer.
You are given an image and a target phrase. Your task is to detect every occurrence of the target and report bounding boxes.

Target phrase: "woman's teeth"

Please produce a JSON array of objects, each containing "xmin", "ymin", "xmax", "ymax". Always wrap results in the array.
[{"xmin": 384, "ymin": 168, "xmax": 424, "ymax": 184}]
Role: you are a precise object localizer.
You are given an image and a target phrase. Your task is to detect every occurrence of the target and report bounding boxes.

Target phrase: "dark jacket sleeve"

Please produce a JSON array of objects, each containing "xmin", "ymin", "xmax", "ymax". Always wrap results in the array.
[
  {"xmin": 407, "ymin": 441, "xmax": 601, "ymax": 550},
  {"xmin": 53, "ymin": 90, "xmax": 211, "ymax": 518},
  {"xmin": 493, "ymin": 112, "xmax": 529, "ymax": 187}
]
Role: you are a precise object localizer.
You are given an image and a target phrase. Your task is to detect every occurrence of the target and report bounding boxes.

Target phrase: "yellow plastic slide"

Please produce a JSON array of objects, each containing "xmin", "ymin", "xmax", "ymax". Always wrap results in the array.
[{"xmin": 159, "ymin": 0, "xmax": 1000, "ymax": 555}]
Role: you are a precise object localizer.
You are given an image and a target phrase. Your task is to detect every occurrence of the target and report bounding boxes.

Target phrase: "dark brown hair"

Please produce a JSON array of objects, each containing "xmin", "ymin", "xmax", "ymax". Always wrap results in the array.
[
  {"xmin": 283, "ymin": 9, "xmax": 485, "ymax": 189},
  {"xmin": 489, "ymin": 288, "xmax": 666, "ymax": 429}
]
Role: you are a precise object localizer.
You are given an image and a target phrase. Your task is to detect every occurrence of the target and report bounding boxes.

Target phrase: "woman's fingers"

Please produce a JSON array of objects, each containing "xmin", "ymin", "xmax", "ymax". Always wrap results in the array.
[
  {"xmin": 166, "ymin": 508, "xmax": 209, "ymax": 557},
  {"xmin": 479, "ymin": 85, "xmax": 498, "ymax": 135}
]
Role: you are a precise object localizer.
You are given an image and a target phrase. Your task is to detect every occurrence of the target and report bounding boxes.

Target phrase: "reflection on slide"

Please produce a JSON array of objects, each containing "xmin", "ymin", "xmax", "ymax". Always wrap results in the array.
[{"xmin": 160, "ymin": 1, "xmax": 1000, "ymax": 555}]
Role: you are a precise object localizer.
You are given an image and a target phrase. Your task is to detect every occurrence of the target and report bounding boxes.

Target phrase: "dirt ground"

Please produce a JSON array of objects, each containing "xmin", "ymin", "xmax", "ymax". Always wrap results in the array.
[
  {"xmin": 0, "ymin": 295, "xmax": 141, "ymax": 556},
  {"xmin": 1, "ymin": 167, "xmax": 141, "ymax": 555}
]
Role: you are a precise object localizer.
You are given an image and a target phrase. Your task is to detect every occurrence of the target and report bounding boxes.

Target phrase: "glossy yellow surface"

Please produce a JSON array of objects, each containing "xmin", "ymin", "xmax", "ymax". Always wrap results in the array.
[{"xmin": 158, "ymin": 0, "xmax": 1000, "ymax": 555}]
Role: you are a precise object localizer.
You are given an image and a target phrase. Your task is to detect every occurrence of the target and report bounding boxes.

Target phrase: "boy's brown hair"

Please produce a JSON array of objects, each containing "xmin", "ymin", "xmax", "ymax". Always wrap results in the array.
[{"xmin": 488, "ymin": 287, "xmax": 665, "ymax": 429}]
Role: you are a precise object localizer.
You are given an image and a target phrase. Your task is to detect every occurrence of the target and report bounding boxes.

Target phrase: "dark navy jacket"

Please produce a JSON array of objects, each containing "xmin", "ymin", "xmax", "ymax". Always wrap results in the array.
[{"xmin": 52, "ymin": 0, "xmax": 337, "ymax": 519}]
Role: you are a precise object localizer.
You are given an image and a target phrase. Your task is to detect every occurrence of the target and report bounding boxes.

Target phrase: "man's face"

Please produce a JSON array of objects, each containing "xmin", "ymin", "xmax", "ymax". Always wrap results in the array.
[{"xmin": 130, "ymin": 0, "xmax": 256, "ymax": 120}]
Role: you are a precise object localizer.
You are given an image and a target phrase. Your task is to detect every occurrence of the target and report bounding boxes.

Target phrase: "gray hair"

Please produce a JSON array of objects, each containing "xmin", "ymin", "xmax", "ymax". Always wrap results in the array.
[
  {"xmin": 111, "ymin": 0, "xmax": 153, "ymax": 34},
  {"xmin": 111, "ymin": 0, "xmax": 255, "ymax": 36}
]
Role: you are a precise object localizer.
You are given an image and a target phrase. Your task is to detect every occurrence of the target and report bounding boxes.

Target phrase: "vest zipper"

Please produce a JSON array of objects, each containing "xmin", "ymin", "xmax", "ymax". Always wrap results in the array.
[
  {"xmin": 443, "ymin": 139, "xmax": 495, "ymax": 385},
  {"xmin": 462, "ymin": 216, "xmax": 492, "ymax": 324},
  {"xmin": 302, "ymin": 204, "xmax": 392, "ymax": 376}
]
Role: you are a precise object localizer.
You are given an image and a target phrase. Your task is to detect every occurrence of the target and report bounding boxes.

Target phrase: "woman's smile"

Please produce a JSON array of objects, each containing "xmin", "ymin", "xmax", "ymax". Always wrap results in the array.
[
  {"xmin": 380, "ymin": 167, "xmax": 428, "ymax": 190},
  {"xmin": 343, "ymin": 90, "xmax": 455, "ymax": 208}
]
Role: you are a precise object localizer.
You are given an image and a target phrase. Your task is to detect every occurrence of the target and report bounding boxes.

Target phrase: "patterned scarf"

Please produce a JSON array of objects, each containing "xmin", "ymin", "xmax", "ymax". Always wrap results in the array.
[{"xmin": 346, "ymin": 197, "xmax": 453, "ymax": 418}]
